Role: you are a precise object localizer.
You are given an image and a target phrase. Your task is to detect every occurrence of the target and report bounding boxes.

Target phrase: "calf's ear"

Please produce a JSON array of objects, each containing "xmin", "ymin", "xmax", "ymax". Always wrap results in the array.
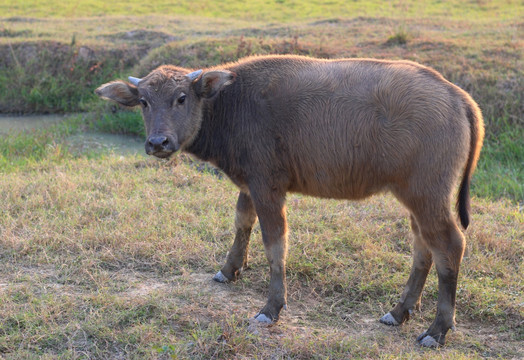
[
  {"xmin": 193, "ymin": 70, "xmax": 236, "ymax": 99},
  {"xmin": 95, "ymin": 81, "xmax": 140, "ymax": 107}
]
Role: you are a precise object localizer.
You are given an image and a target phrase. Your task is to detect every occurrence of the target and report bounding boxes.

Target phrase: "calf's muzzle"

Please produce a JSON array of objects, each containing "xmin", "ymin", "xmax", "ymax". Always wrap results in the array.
[{"xmin": 145, "ymin": 134, "xmax": 179, "ymax": 158}]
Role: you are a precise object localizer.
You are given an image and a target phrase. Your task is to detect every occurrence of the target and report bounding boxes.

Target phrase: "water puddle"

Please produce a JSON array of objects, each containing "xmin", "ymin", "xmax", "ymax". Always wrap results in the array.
[
  {"xmin": 0, "ymin": 114, "xmax": 66, "ymax": 133},
  {"xmin": 1, "ymin": 114, "xmax": 145, "ymax": 156}
]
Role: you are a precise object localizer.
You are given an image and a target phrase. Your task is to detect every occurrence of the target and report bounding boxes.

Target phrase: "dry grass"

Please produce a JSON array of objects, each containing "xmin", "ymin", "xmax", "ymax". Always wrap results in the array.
[{"xmin": 1, "ymin": 155, "xmax": 522, "ymax": 359}]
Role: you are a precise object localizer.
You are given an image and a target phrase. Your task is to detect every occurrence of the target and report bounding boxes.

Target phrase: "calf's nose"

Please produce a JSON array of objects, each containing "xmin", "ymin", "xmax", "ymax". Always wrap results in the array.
[{"xmin": 148, "ymin": 135, "xmax": 169, "ymax": 151}]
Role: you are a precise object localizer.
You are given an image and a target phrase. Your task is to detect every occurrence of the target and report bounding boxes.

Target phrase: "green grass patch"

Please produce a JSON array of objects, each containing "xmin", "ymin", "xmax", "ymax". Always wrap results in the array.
[
  {"xmin": 0, "ymin": 114, "xmax": 82, "ymax": 170},
  {"xmin": 473, "ymin": 126, "xmax": 524, "ymax": 202},
  {"xmin": 88, "ymin": 109, "xmax": 144, "ymax": 136},
  {"xmin": 2, "ymin": 0, "xmax": 522, "ymax": 22}
]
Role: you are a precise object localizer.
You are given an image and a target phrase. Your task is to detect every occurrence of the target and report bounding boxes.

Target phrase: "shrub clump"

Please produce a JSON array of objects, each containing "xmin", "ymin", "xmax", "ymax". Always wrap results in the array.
[{"xmin": 0, "ymin": 42, "xmax": 141, "ymax": 114}]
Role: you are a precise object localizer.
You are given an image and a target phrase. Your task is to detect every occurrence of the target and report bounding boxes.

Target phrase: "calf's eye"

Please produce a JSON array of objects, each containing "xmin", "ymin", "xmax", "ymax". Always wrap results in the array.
[
  {"xmin": 177, "ymin": 94, "xmax": 186, "ymax": 104},
  {"xmin": 139, "ymin": 98, "xmax": 148, "ymax": 107}
]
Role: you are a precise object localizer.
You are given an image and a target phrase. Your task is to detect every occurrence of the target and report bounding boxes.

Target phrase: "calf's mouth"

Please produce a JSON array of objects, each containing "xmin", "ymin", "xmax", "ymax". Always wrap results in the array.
[{"xmin": 150, "ymin": 150, "xmax": 175, "ymax": 159}]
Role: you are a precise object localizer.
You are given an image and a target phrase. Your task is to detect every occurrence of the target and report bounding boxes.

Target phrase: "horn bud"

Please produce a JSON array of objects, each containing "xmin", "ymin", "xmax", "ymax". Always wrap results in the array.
[
  {"xmin": 186, "ymin": 69, "xmax": 203, "ymax": 81},
  {"xmin": 128, "ymin": 76, "xmax": 142, "ymax": 86}
]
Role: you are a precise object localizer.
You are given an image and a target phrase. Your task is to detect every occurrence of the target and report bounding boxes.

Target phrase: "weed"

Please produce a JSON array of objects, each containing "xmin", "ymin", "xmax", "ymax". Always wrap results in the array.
[{"xmin": 385, "ymin": 25, "xmax": 412, "ymax": 46}]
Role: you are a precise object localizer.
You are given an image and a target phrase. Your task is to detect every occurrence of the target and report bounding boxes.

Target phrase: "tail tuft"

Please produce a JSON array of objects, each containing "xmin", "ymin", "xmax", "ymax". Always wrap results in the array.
[{"xmin": 457, "ymin": 177, "xmax": 470, "ymax": 229}]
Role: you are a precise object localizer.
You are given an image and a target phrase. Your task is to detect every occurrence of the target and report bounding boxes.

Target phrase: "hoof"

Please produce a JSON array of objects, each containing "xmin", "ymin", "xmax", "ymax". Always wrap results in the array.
[
  {"xmin": 379, "ymin": 312, "xmax": 400, "ymax": 326},
  {"xmin": 254, "ymin": 313, "xmax": 273, "ymax": 324},
  {"xmin": 416, "ymin": 332, "xmax": 441, "ymax": 348},
  {"xmin": 212, "ymin": 270, "xmax": 230, "ymax": 283}
]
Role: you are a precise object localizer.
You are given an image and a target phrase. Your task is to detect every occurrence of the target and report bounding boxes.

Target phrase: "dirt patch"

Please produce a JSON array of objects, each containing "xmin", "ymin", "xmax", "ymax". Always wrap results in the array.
[
  {"xmin": 119, "ymin": 273, "xmax": 171, "ymax": 298},
  {"xmin": 4, "ymin": 17, "xmax": 43, "ymax": 23},
  {"xmin": 99, "ymin": 29, "xmax": 180, "ymax": 48},
  {"xmin": 309, "ymin": 18, "xmax": 342, "ymax": 25},
  {"xmin": 0, "ymin": 28, "xmax": 32, "ymax": 38}
]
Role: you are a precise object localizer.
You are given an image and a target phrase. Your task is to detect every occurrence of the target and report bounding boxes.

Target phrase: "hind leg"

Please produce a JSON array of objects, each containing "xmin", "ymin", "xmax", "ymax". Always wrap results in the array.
[
  {"xmin": 213, "ymin": 191, "xmax": 257, "ymax": 283},
  {"xmin": 415, "ymin": 216, "xmax": 465, "ymax": 347},
  {"xmin": 380, "ymin": 214, "xmax": 433, "ymax": 326}
]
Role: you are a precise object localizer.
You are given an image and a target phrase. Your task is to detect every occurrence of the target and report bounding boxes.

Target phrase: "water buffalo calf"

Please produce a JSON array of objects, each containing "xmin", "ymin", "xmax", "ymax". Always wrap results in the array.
[{"xmin": 96, "ymin": 55, "xmax": 484, "ymax": 347}]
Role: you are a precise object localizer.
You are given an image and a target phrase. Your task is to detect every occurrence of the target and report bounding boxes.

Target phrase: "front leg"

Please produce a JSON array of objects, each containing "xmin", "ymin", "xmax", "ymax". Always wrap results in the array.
[
  {"xmin": 214, "ymin": 191, "xmax": 257, "ymax": 282},
  {"xmin": 250, "ymin": 188, "xmax": 288, "ymax": 323}
]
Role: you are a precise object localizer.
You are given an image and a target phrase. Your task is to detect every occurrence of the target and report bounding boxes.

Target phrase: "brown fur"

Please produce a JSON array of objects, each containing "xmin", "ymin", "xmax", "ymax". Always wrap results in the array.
[{"xmin": 96, "ymin": 54, "xmax": 484, "ymax": 347}]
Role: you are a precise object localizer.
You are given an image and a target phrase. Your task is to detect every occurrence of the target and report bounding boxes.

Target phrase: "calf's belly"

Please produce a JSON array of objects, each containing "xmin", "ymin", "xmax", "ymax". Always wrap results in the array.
[{"xmin": 287, "ymin": 167, "xmax": 386, "ymax": 200}]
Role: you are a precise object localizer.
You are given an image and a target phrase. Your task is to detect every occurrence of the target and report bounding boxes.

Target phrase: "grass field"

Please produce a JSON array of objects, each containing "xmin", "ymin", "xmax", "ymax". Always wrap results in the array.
[
  {"xmin": 1, "ymin": 155, "xmax": 522, "ymax": 359},
  {"xmin": 0, "ymin": 1, "xmax": 523, "ymax": 359}
]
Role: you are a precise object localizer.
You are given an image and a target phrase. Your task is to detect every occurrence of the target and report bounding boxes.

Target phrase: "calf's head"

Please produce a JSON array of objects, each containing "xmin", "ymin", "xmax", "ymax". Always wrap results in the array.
[{"xmin": 95, "ymin": 65, "xmax": 235, "ymax": 158}]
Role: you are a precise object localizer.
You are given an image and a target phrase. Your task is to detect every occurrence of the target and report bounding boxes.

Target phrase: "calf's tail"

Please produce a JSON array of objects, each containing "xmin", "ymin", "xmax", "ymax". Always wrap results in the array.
[{"xmin": 457, "ymin": 97, "xmax": 484, "ymax": 229}]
